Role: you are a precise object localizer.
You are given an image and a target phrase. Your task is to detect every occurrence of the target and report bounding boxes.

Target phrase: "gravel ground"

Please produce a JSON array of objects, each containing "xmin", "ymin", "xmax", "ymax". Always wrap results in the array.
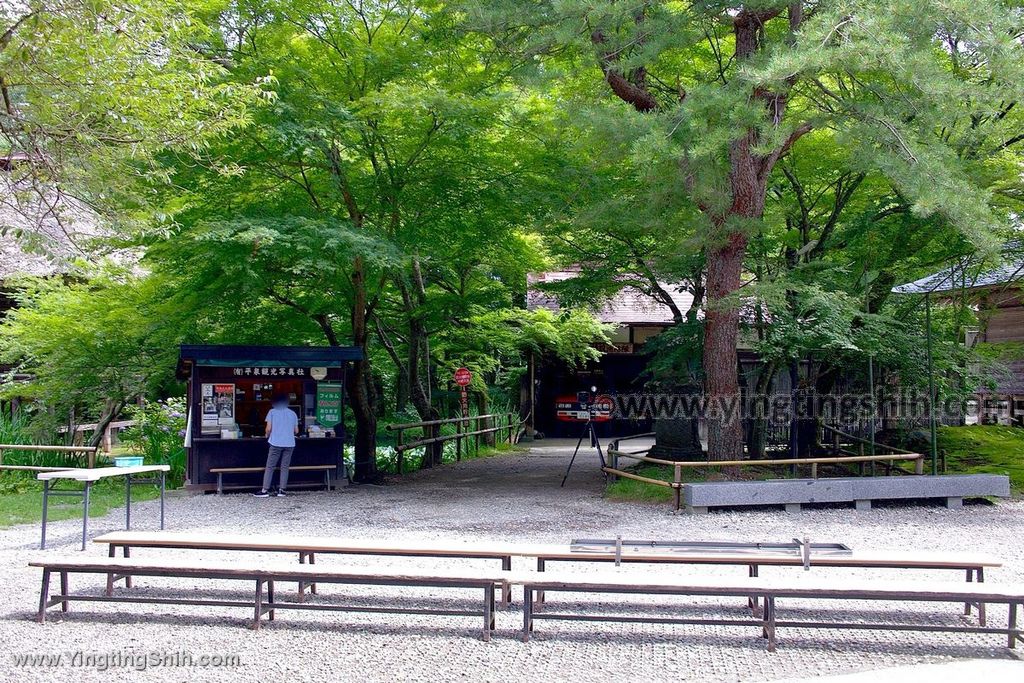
[{"xmin": 0, "ymin": 439, "xmax": 1022, "ymax": 682}]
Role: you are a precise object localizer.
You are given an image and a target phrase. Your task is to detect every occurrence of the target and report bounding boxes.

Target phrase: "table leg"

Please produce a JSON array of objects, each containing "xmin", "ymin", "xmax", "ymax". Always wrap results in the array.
[
  {"xmin": 125, "ymin": 474, "xmax": 132, "ymax": 530},
  {"xmin": 159, "ymin": 471, "xmax": 165, "ymax": 529},
  {"xmin": 81, "ymin": 482, "xmax": 91, "ymax": 551},
  {"xmin": 40, "ymin": 480, "xmax": 50, "ymax": 550}
]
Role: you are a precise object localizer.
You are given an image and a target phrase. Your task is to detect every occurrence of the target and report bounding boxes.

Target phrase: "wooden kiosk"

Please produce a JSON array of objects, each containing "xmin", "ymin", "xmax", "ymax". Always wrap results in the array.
[{"xmin": 177, "ymin": 345, "xmax": 362, "ymax": 492}]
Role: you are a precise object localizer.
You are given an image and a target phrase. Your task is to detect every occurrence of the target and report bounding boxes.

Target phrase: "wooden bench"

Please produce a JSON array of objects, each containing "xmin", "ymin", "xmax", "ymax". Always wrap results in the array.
[
  {"xmin": 31, "ymin": 557, "xmax": 502, "ymax": 640},
  {"xmin": 209, "ymin": 465, "xmax": 337, "ymax": 494},
  {"xmin": 94, "ymin": 531, "xmax": 518, "ymax": 607},
  {"xmin": 520, "ymin": 571, "xmax": 1024, "ymax": 651},
  {"xmin": 530, "ymin": 546, "xmax": 1003, "ymax": 623}
]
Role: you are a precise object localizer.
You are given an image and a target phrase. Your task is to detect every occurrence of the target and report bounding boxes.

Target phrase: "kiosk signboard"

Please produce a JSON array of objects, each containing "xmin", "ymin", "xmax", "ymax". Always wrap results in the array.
[{"xmin": 316, "ymin": 383, "xmax": 343, "ymax": 426}]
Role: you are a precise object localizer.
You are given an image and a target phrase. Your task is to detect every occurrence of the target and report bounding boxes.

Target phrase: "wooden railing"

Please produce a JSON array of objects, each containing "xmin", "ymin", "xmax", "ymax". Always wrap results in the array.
[
  {"xmin": 818, "ymin": 424, "xmax": 929, "ymax": 475},
  {"xmin": 385, "ymin": 413, "xmax": 520, "ymax": 475},
  {"xmin": 0, "ymin": 444, "xmax": 101, "ymax": 470},
  {"xmin": 604, "ymin": 425, "xmax": 926, "ymax": 505}
]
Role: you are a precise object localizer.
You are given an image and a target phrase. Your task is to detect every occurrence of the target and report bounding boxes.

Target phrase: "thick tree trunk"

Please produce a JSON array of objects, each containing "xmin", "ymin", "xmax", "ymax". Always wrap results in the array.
[
  {"xmin": 400, "ymin": 262, "xmax": 442, "ymax": 467},
  {"xmin": 702, "ymin": 230, "xmax": 747, "ymax": 460},
  {"xmin": 348, "ymin": 256, "xmax": 378, "ymax": 482}
]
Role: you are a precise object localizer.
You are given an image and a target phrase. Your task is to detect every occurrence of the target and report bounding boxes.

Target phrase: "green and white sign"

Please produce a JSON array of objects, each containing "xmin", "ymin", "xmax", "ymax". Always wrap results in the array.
[{"xmin": 316, "ymin": 383, "xmax": 343, "ymax": 426}]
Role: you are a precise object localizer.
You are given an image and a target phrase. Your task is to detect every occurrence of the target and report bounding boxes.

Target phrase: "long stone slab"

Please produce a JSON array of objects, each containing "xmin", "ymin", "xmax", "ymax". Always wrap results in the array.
[{"xmin": 682, "ymin": 474, "xmax": 1010, "ymax": 514}]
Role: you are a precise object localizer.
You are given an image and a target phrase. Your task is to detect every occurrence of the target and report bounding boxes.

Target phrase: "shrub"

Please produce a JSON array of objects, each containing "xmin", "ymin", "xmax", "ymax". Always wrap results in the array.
[{"xmin": 120, "ymin": 398, "xmax": 187, "ymax": 485}]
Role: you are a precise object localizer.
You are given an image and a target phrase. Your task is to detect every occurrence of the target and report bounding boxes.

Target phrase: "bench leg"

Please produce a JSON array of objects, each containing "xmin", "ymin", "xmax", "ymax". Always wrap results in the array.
[
  {"xmin": 764, "ymin": 596, "xmax": 777, "ymax": 652},
  {"xmin": 59, "ymin": 571, "xmax": 69, "ymax": 613},
  {"xmin": 123, "ymin": 546, "xmax": 132, "ymax": 589},
  {"xmin": 500, "ymin": 556, "xmax": 512, "ymax": 608},
  {"xmin": 267, "ymin": 581, "xmax": 275, "ymax": 621},
  {"xmin": 252, "ymin": 580, "xmax": 264, "ymax": 630},
  {"xmin": 483, "ymin": 585, "xmax": 494, "ymax": 642},
  {"xmin": 522, "ymin": 587, "xmax": 533, "ymax": 642},
  {"xmin": 1010, "ymin": 603, "xmax": 1019, "ymax": 649},
  {"xmin": 217, "ymin": 473, "xmax": 223, "ymax": 496},
  {"xmin": 748, "ymin": 565, "xmax": 762, "ymax": 617},
  {"xmin": 37, "ymin": 569, "xmax": 51, "ymax": 623},
  {"xmin": 297, "ymin": 552, "xmax": 307, "ymax": 602},
  {"xmin": 536, "ymin": 558, "xmax": 545, "ymax": 608},
  {"xmin": 106, "ymin": 545, "xmax": 116, "ymax": 596},
  {"xmin": 308, "ymin": 553, "xmax": 317, "ymax": 594}
]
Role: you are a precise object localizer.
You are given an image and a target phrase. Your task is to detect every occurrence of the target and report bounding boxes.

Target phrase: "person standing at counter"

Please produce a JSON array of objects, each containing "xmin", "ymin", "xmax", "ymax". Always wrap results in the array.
[{"xmin": 253, "ymin": 393, "xmax": 299, "ymax": 498}]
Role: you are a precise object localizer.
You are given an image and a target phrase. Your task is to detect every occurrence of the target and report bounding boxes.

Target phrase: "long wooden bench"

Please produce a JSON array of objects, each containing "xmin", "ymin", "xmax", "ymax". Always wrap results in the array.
[
  {"xmin": 209, "ymin": 465, "xmax": 337, "ymax": 494},
  {"xmin": 30, "ymin": 557, "xmax": 502, "ymax": 640},
  {"xmin": 520, "ymin": 571, "xmax": 1024, "ymax": 651},
  {"xmin": 94, "ymin": 532, "xmax": 1003, "ymax": 619},
  {"xmin": 531, "ymin": 546, "xmax": 1003, "ymax": 622},
  {"xmin": 95, "ymin": 531, "xmax": 518, "ymax": 606}
]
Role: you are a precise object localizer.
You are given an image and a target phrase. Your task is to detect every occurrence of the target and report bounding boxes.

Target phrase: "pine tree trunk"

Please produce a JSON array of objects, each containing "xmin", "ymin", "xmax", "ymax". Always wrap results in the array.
[{"xmin": 703, "ymin": 230, "xmax": 747, "ymax": 460}]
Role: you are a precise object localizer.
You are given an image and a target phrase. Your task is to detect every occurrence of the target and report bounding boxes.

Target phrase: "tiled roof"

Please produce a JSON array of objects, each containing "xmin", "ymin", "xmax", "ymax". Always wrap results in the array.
[{"xmin": 527, "ymin": 270, "xmax": 694, "ymax": 325}]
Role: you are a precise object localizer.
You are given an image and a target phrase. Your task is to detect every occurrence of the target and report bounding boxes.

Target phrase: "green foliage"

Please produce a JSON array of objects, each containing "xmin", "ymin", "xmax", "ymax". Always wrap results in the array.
[
  {"xmin": 0, "ymin": 268, "xmax": 181, "ymax": 428},
  {"xmin": 119, "ymin": 398, "xmax": 187, "ymax": 485},
  {"xmin": 939, "ymin": 425, "xmax": 1024, "ymax": 491},
  {"xmin": 0, "ymin": 0, "xmax": 262, "ymax": 235}
]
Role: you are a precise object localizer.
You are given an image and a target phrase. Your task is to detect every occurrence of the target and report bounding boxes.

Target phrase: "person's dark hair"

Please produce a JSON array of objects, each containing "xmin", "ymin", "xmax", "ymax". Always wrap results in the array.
[{"xmin": 271, "ymin": 393, "xmax": 289, "ymax": 406}]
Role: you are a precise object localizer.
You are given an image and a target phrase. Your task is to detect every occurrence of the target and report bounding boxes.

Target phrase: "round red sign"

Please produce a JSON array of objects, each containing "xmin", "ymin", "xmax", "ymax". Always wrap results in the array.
[{"xmin": 454, "ymin": 367, "xmax": 472, "ymax": 387}]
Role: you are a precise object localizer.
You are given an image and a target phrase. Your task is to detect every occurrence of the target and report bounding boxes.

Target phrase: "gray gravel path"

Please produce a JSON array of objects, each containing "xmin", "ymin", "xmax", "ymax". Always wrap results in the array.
[{"xmin": 1, "ymin": 439, "xmax": 1022, "ymax": 682}]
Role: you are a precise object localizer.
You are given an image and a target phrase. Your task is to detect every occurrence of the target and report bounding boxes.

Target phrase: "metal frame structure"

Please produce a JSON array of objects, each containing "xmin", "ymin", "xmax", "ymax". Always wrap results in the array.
[{"xmin": 39, "ymin": 467, "xmax": 167, "ymax": 551}]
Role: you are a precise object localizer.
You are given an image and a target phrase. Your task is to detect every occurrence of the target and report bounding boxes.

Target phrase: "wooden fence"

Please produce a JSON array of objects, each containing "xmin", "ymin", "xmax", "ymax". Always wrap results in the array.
[
  {"xmin": 385, "ymin": 413, "xmax": 520, "ymax": 475},
  {"xmin": 0, "ymin": 444, "xmax": 101, "ymax": 470}
]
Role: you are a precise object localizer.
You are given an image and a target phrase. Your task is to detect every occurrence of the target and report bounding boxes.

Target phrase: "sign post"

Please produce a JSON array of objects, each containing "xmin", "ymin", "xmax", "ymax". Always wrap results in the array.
[{"xmin": 454, "ymin": 367, "xmax": 472, "ymax": 419}]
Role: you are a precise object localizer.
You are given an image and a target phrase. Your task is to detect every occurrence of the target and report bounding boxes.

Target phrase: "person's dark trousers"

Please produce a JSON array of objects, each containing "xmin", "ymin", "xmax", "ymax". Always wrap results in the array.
[{"xmin": 262, "ymin": 446, "xmax": 295, "ymax": 490}]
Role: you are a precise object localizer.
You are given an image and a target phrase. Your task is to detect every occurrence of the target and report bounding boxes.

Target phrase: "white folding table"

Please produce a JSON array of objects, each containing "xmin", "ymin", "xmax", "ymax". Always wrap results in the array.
[{"xmin": 37, "ymin": 465, "xmax": 169, "ymax": 550}]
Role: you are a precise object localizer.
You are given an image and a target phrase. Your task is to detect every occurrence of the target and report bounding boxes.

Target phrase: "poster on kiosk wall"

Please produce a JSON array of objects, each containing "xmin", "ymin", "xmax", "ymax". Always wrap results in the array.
[{"xmin": 201, "ymin": 383, "xmax": 235, "ymax": 433}]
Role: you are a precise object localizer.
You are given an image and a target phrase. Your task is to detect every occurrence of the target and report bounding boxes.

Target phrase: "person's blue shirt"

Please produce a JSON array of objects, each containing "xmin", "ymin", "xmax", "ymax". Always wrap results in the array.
[{"xmin": 266, "ymin": 406, "xmax": 298, "ymax": 447}]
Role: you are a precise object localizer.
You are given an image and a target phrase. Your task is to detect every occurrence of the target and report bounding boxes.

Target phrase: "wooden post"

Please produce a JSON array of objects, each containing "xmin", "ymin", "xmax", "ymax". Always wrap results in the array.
[
  {"xmin": 397, "ymin": 430, "xmax": 404, "ymax": 475},
  {"xmin": 87, "ymin": 448, "xmax": 96, "ymax": 469},
  {"xmin": 456, "ymin": 419, "xmax": 462, "ymax": 462},
  {"xmin": 915, "ymin": 455, "xmax": 924, "ymax": 475},
  {"xmin": 811, "ymin": 462, "xmax": 818, "ymax": 479}
]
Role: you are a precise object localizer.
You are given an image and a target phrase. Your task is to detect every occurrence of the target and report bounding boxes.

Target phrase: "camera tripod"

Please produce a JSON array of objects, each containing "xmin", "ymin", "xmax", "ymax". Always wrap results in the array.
[{"xmin": 559, "ymin": 414, "xmax": 606, "ymax": 487}]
